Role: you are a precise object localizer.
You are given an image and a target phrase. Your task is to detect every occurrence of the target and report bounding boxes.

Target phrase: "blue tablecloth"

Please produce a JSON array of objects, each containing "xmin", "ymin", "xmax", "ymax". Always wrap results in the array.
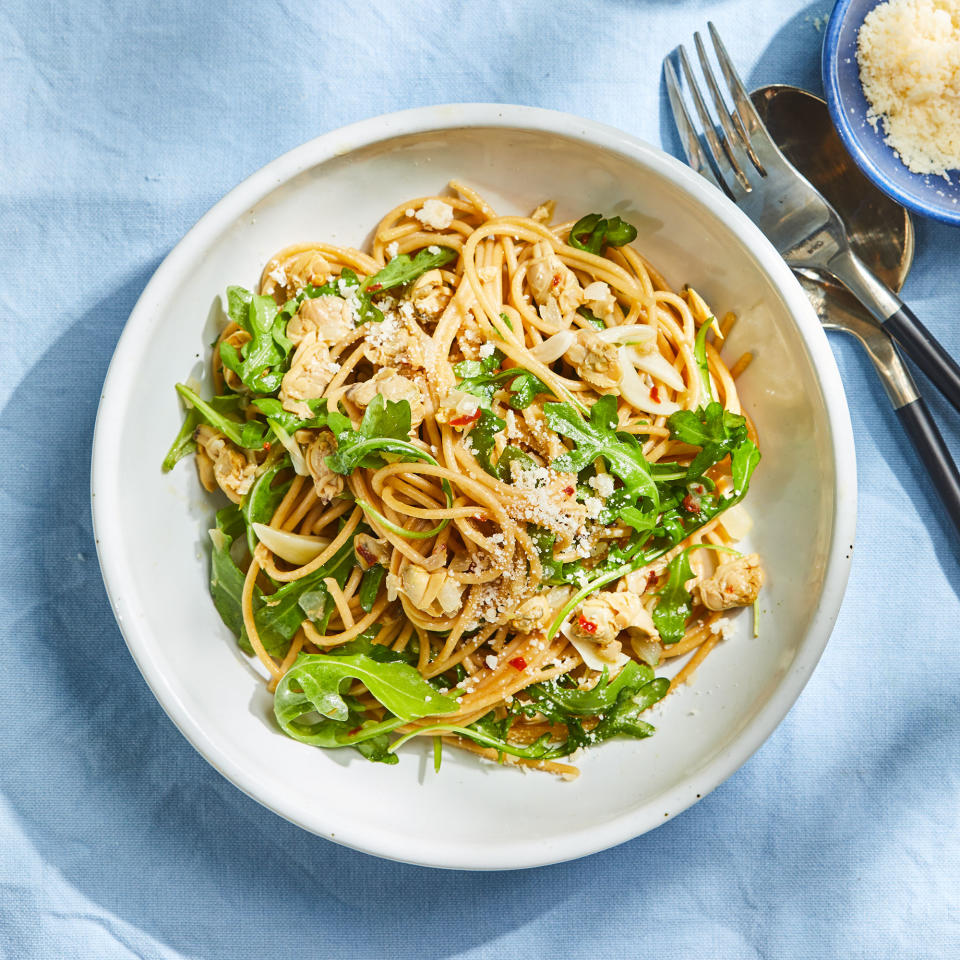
[{"xmin": 2, "ymin": 1, "xmax": 958, "ymax": 957}]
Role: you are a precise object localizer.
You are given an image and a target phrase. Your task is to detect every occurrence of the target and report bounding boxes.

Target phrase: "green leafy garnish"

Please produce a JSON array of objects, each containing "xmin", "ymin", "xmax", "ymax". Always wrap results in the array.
[
  {"xmin": 324, "ymin": 395, "xmax": 453, "ymax": 539},
  {"xmin": 174, "ymin": 383, "xmax": 267, "ymax": 450},
  {"xmin": 546, "ymin": 394, "xmax": 659, "ymax": 524},
  {"xmin": 651, "ymin": 551, "xmax": 695, "ymax": 645},
  {"xmin": 465, "ymin": 409, "xmax": 506, "ymax": 477},
  {"xmin": 667, "ymin": 401, "xmax": 757, "ymax": 485},
  {"xmin": 391, "ymin": 661, "xmax": 668, "ymax": 761},
  {"xmin": 163, "ymin": 394, "xmax": 247, "ymax": 470},
  {"xmin": 568, "ymin": 213, "xmax": 638, "ymax": 255},
  {"xmin": 219, "ymin": 287, "xmax": 294, "ymax": 394},
  {"xmin": 652, "ymin": 544, "xmax": 742, "ymax": 645},
  {"xmin": 694, "ymin": 319, "xmax": 713, "ymax": 402},
  {"xmin": 453, "ymin": 353, "xmax": 551, "ymax": 413},
  {"xmin": 274, "ymin": 651, "xmax": 459, "ymax": 764},
  {"xmin": 358, "ymin": 565, "xmax": 386, "ymax": 613},
  {"xmin": 209, "ymin": 506, "xmax": 248, "ymax": 643},
  {"xmin": 251, "ymin": 396, "xmax": 333, "ymax": 434},
  {"xmin": 361, "ymin": 247, "xmax": 457, "ymax": 294},
  {"xmin": 577, "ymin": 305, "xmax": 606, "ymax": 331},
  {"xmin": 241, "ymin": 456, "xmax": 292, "ymax": 554}
]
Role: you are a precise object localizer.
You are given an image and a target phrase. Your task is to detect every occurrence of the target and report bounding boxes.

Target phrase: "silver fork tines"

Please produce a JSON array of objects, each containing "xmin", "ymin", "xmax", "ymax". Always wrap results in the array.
[{"xmin": 665, "ymin": 23, "xmax": 798, "ymax": 200}]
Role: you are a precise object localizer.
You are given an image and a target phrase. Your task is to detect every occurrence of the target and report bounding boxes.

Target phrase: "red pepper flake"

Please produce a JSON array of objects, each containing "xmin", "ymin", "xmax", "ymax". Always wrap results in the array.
[
  {"xmin": 450, "ymin": 409, "xmax": 481, "ymax": 428},
  {"xmin": 356, "ymin": 542, "xmax": 376, "ymax": 565},
  {"xmin": 577, "ymin": 614, "xmax": 597, "ymax": 634},
  {"xmin": 508, "ymin": 656, "xmax": 528, "ymax": 671},
  {"xmin": 563, "ymin": 485, "xmax": 575, "ymax": 496},
  {"xmin": 347, "ymin": 727, "xmax": 362, "ymax": 737},
  {"xmin": 682, "ymin": 494, "xmax": 701, "ymax": 514},
  {"xmin": 366, "ymin": 282, "xmax": 382, "ymax": 292},
  {"xmin": 262, "ymin": 441, "xmax": 271, "ymax": 451},
  {"xmin": 646, "ymin": 570, "xmax": 659, "ymax": 589},
  {"xmin": 649, "ymin": 384, "xmax": 661, "ymax": 403},
  {"xmin": 551, "ymin": 273, "xmax": 562, "ymax": 288}
]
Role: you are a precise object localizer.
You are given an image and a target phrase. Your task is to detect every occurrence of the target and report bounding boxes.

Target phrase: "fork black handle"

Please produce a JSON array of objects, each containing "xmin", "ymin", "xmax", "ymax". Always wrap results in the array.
[
  {"xmin": 884, "ymin": 305, "xmax": 960, "ymax": 415},
  {"xmin": 895, "ymin": 397, "xmax": 960, "ymax": 537}
]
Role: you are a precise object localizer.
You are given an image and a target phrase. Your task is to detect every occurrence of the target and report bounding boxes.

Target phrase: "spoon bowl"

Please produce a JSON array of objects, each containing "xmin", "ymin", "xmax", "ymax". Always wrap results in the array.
[{"xmin": 750, "ymin": 83, "xmax": 912, "ymax": 293}]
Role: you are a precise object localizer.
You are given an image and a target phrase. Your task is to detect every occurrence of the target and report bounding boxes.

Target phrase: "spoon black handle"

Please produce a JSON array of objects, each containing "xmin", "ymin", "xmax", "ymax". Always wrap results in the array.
[
  {"xmin": 828, "ymin": 249, "xmax": 960, "ymax": 417},
  {"xmin": 884, "ymin": 305, "xmax": 960, "ymax": 415},
  {"xmin": 895, "ymin": 397, "xmax": 960, "ymax": 537}
]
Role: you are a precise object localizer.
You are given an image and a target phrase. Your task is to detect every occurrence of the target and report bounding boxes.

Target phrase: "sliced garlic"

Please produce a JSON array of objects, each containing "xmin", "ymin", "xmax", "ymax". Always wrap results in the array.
[
  {"xmin": 617, "ymin": 349, "xmax": 681, "ymax": 416},
  {"xmin": 252, "ymin": 523, "xmax": 330, "ymax": 565},
  {"xmin": 529, "ymin": 329, "xmax": 576, "ymax": 364}
]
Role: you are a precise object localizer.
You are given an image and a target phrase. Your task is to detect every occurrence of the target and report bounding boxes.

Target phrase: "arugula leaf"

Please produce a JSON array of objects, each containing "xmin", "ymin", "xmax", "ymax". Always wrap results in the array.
[
  {"xmin": 577, "ymin": 305, "xmax": 606, "ymax": 331},
  {"xmin": 323, "ymin": 395, "xmax": 453, "ymax": 539},
  {"xmin": 324, "ymin": 394, "xmax": 414, "ymax": 473},
  {"xmin": 652, "ymin": 550, "xmax": 696, "ymax": 644},
  {"xmin": 241, "ymin": 456, "xmax": 292, "ymax": 554},
  {"xmin": 358, "ymin": 565, "xmax": 385, "ymax": 613},
  {"xmin": 277, "ymin": 651, "xmax": 458, "ymax": 724},
  {"xmin": 731, "ymin": 439, "xmax": 760, "ymax": 497},
  {"xmin": 526, "ymin": 661, "xmax": 655, "ymax": 716},
  {"xmin": 251, "ymin": 396, "xmax": 332, "ymax": 434},
  {"xmin": 173, "ymin": 383, "xmax": 267, "ymax": 451},
  {"xmin": 334, "ymin": 625, "xmax": 415, "ymax": 663},
  {"xmin": 453, "ymin": 349, "xmax": 504, "ymax": 379},
  {"xmin": 361, "ymin": 246, "xmax": 457, "ymax": 293},
  {"xmin": 219, "ymin": 289, "xmax": 293, "ymax": 394},
  {"xmin": 667, "ymin": 401, "xmax": 751, "ymax": 480},
  {"xmin": 568, "ymin": 213, "xmax": 638, "ymax": 255},
  {"xmin": 273, "ymin": 650, "xmax": 459, "ymax": 764},
  {"xmin": 209, "ymin": 505, "xmax": 248, "ymax": 646},
  {"xmin": 546, "ymin": 395, "xmax": 659, "ymax": 522},
  {"xmin": 453, "ymin": 354, "xmax": 550, "ymax": 413},
  {"xmin": 694, "ymin": 319, "xmax": 713, "ymax": 402},
  {"xmin": 163, "ymin": 407, "xmax": 203, "ymax": 471},
  {"xmin": 394, "ymin": 660, "xmax": 669, "ymax": 760},
  {"xmin": 226, "ymin": 285, "xmax": 253, "ymax": 328},
  {"xmin": 465, "ymin": 409, "xmax": 506, "ymax": 476}
]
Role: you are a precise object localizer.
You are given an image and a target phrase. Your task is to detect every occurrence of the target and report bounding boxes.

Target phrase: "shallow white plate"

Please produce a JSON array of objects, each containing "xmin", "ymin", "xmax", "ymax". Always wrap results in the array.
[{"xmin": 92, "ymin": 103, "xmax": 856, "ymax": 870}]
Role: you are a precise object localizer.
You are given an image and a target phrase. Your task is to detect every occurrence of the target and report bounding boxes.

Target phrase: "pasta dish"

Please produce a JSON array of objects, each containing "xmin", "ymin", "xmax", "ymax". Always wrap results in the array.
[{"xmin": 163, "ymin": 183, "xmax": 764, "ymax": 779}]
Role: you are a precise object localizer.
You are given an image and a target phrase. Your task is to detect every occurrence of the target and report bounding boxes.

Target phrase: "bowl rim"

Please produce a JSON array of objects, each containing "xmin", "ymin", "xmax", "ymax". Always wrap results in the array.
[
  {"xmin": 822, "ymin": 0, "xmax": 960, "ymax": 227},
  {"xmin": 91, "ymin": 102, "xmax": 857, "ymax": 870}
]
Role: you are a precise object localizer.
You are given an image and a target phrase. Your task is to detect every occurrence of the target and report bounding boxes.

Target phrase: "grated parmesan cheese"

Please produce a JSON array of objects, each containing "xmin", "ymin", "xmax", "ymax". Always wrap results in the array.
[
  {"xmin": 857, "ymin": 0, "xmax": 960, "ymax": 177},
  {"xmin": 415, "ymin": 199, "xmax": 454, "ymax": 230}
]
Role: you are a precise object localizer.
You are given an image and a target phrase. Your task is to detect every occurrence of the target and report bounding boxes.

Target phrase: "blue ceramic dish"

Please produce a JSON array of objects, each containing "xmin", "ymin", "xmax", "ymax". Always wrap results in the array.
[{"xmin": 823, "ymin": 0, "xmax": 960, "ymax": 226}]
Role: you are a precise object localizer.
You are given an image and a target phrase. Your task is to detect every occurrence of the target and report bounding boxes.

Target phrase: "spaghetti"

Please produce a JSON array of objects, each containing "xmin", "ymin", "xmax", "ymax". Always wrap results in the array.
[{"xmin": 163, "ymin": 183, "xmax": 764, "ymax": 778}]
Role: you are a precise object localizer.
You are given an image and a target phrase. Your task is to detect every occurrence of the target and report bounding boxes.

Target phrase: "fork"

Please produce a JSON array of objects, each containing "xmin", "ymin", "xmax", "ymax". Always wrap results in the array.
[{"xmin": 663, "ymin": 23, "xmax": 960, "ymax": 416}]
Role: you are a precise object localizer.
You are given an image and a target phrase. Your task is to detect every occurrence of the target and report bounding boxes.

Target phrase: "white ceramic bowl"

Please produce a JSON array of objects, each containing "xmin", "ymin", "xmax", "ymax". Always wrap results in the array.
[{"xmin": 92, "ymin": 104, "xmax": 856, "ymax": 870}]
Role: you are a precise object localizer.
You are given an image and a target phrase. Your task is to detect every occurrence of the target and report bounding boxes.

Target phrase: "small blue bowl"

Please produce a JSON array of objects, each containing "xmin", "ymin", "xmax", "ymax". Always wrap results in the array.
[{"xmin": 823, "ymin": 0, "xmax": 960, "ymax": 226}]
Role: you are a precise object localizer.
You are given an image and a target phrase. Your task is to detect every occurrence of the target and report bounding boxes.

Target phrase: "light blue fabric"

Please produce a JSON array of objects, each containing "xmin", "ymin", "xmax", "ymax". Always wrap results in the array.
[{"xmin": 2, "ymin": 1, "xmax": 958, "ymax": 957}]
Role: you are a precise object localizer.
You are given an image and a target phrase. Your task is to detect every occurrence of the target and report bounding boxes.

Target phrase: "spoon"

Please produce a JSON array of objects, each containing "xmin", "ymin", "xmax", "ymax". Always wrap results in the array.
[{"xmin": 749, "ymin": 84, "xmax": 960, "ymax": 534}]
